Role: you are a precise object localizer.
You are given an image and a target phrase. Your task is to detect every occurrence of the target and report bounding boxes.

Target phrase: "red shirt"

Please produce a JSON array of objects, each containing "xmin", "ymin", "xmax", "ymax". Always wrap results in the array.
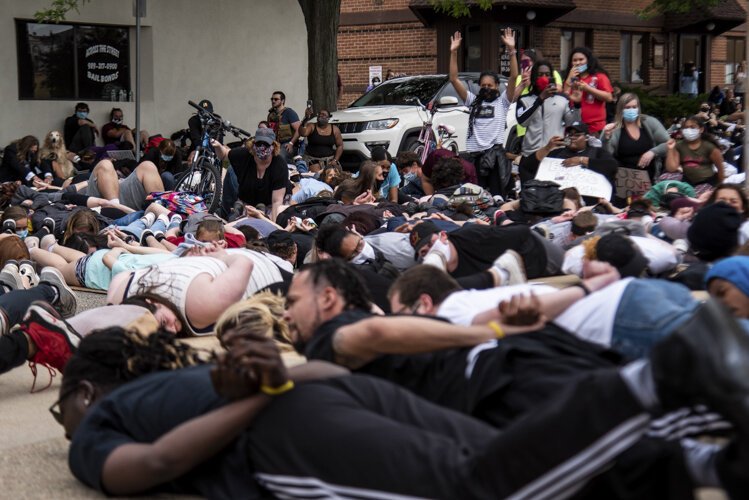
[{"xmin": 578, "ymin": 72, "xmax": 613, "ymax": 134}]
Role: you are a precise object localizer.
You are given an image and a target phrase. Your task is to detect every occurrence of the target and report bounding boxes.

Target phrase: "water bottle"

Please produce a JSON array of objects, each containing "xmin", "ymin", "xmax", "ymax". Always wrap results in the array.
[
  {"xmin": 119, "ymin": 89, "xmax": 126, "ymax": 102},
  {"xmin": 110, "ymin": 89, "xmax": 117, "ymax": 101},
  {"xmin": 128, "ymin": 90, "xmax": 133, "ymax": 102}
]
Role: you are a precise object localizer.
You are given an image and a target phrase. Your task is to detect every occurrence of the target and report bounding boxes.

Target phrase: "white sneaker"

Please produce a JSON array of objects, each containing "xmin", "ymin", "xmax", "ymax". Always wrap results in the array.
[
  {"xmin": 141, "ymin": 212, "xmax": 156, "ymax": 227},
  {"xmin": 493, "ymin": 250, "xmax": 527, "ymax": 286}
]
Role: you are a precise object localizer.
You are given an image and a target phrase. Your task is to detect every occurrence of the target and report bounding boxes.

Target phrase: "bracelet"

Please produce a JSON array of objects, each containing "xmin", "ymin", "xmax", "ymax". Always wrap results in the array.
[
  {"xmin": 260, "ymin": 380, "xmax": 295, "ymax": 396},
  {"xmin": 574, "ymin": 283, "xmax": 592, "ymax": 296},
  {"xmin": 487, "ymin": 320, "xmax": 505, "ymax": 339}
]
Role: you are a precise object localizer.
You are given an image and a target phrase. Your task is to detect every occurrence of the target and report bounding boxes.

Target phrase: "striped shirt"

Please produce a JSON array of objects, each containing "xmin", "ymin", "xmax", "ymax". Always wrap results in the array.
[{"xmin": 465, "ymin": 90, "xmax": 510, "ymax": 153}]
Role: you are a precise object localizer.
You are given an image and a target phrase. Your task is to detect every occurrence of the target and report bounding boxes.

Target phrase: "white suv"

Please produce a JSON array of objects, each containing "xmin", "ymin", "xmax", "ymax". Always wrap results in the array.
[{"xmin": 331, "ymin": 73, "xmax": 506, "ymax": 170}]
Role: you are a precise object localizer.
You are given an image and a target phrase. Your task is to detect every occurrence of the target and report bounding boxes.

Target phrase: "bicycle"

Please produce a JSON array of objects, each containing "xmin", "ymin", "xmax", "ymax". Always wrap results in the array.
[
  {"xmin": 177, "ymin": 100, "xmax": 250, "ymax": 213},
  {"xmin": 406, "ymin": 96, "xmax": 462, "ymax": 164}
]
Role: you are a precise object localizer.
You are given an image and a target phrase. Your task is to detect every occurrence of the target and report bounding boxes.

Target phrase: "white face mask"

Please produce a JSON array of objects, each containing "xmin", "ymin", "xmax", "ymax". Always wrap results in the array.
[
  {"xmin": 350, "ymin": 241, "xmax": 376, "ymax": 264},
  {"xmin": 682, "ymin": 128, "xmax": 701, "ymax": 141}
]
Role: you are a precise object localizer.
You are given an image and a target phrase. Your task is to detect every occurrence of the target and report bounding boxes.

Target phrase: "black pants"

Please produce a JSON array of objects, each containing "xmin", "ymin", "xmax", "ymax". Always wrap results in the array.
[
  {"xmin": 0, "ymin": 331, "xmax": 29, "ymax": 374},
  {"xmin": 462, "ymin": 146, "xmax": 507, "ymax": 198},
  {"xmin": 68, "ymin": 127, "xmax": 96, "ymax": 154},
  {"xmin": 247, "ymin": 371, "xmax": 659, "ymax": 499},
  {"xmin": 0, "ymin": 285, "xmax": 55, "ymax": 326}
]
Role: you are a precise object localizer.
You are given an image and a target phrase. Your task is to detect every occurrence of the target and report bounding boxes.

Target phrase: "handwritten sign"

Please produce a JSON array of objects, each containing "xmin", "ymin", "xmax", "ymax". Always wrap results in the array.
[
  {"xmin": 535, "ymin": 158, "xmax": 613, "ymax": 200},
  {"xmin": 615, "ymin": 168, "xmax": 652, "ymax": 200}
]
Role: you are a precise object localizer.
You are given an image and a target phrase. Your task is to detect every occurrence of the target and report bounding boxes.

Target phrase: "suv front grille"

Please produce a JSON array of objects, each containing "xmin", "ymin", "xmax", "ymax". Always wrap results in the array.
[{"xmin": 335, "ymin": 122, "xmax": 367, "ymax": 134}]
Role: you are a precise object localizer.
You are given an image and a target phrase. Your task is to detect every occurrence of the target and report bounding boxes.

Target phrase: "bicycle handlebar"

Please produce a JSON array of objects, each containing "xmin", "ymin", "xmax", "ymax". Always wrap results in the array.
[{"xmin": 189, "ymin": 100, "xmax": 251, "ymax": 138}]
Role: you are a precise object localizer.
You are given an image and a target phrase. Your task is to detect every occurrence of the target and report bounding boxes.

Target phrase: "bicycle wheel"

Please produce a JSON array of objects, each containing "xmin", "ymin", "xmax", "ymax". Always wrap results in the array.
[{"xmin": 175, "ymin": 158, "xmax": 222, "ymax": 213}]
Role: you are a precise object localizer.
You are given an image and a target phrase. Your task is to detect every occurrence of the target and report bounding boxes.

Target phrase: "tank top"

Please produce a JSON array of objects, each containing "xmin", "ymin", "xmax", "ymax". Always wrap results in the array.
[{"xmin": 306, "ymin": 125, "xmax": 337, "ymax": 158}]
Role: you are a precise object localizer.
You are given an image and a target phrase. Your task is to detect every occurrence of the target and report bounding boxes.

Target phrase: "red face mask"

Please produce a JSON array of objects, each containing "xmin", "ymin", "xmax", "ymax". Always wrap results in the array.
[{"xmin": 536, "ymin": 76, "xmax": 550, "ymax": 93}]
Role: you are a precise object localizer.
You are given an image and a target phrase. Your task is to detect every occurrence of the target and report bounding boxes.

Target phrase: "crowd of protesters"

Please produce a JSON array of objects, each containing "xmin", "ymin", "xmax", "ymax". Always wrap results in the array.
[{"xmin": 1, "ymin": 30, "xmax": 749, "ymax": 499}]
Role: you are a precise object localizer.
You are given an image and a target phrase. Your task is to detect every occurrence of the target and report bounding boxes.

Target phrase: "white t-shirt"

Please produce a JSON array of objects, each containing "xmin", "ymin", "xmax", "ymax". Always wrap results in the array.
[
  {"xmin": 465, "ymin": 90, "xmax": 510, "ymax": 152},
  {"xmin": 554, "ymin": 278, "xmax": 633, "ymax": 347},
  {"xmin": 227, "ymin": 249, "xmax": 286, "ymax": 294},
  {"xmin": 562, "ymin": 236, "xmax": 679, "ymax": 276},
  {"xmin": 437, "ymin": 284, "xmax": 558, "ymax": 326}
]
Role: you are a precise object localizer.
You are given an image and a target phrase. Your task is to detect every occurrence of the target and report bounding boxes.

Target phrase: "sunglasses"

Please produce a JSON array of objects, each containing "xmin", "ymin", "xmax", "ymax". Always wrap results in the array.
[{"xmin": 48, "ymin": 385, "xmax": 77, "ymax": 425}]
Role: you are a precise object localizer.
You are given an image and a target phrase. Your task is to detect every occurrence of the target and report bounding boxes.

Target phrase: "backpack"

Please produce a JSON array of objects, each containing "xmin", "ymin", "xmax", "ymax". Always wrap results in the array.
[
  {"xmin": 276, "ymin": 197, "xmax": 341, "ymax": 227},
  {"xmin": 520, "ymin": 180, "xmax": 564, "ymax": 214},
  {"xmin": 143, "ymin": 135, "xmax": 166, "ymax": 155}
]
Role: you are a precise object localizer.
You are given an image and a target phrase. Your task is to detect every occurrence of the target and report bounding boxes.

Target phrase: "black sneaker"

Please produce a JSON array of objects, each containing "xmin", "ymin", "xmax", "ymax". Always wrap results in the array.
[
  {"xmin": 651, "ymin": 299, "xmax": 749, "ymax": 423},
  {"xmin": 2, "ymin": 219, "xmax": 16, "ymax": 234},
  {"xmin": 41, "ymin": 217, "xmax": 56, "ymax": 236},
  {"xmin": 39, "ymin": 267, "xmax": 77, "ymax": 318}
]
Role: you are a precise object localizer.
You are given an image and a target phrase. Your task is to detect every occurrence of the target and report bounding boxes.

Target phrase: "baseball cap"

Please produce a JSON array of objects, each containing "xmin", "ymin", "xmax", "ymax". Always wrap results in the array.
[
  {"xmin": 183, "ymin": 212, "xmax": 223, "ymax": 235},
  {"xmin": 254, "ymin": 128, "xmax": 276, "ymax": 145},
  {"xmin": 595, "ymin": 233, "xmax": 649, "ymax": 278},
  {"xmin": 265, "ymin": 229, "xmax": 294, "ymax": 248},
  {"xmin": 409, "ymin": 221, "xmax": 440, "ymax": 259},
  {"xmin": 565, "ymin": 121, "xmax": 589, "ymax": 134}
]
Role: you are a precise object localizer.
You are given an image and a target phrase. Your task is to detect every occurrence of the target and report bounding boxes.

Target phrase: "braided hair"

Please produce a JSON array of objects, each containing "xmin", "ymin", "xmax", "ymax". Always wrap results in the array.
[
  {"xmin": 299, "ymin": 259, "xmax": 372, "ymax": 311},
  {"xmin": 61, "ymin": 327, "xmax": 205, "ymax": 394},
  {"xmin": 467, "ymin": 72, "xmax": 500, "ymax": 139}
]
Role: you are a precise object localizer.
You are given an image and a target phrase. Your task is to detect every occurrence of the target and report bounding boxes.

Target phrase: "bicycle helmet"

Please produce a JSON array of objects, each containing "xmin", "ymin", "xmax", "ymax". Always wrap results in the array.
[{"xmin": 198, "ymin": 99, "xmax": 213, "ymax": 112}]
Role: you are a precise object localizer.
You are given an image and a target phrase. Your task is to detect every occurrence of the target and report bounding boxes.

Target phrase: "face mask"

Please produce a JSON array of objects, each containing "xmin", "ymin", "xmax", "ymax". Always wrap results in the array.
[
  {"xmin": 317, "ymin": 117, "xmax": 329, "ymax": 126},
  {"xmin": 622, "ymin": 109, "xmax": 639, "ymax": 122},
  {"xmin": 350, "ymin": 241, "xmax": 376, "ymax": 264},
  {"xmin": 576, "ymin": 63, "xmax": 588, "ymax": 73},
  {"xmin": 403, "ymin": 172, "xmax": 418, "ymax": 184},
  {"xmin": 682, "ymin": 128, "xmax": 701, "ymax": 141},
  {"xmin": 254, "ymin": 143, "xmax": 272, "ymax": 160},
  {"xmin": 76, "ymin": 111, "xmax": 88, "ymax": 119},
  {"xmin": 15, "ymin": 229, "xmax": 28, "ymax": 239},
  {"xmin": 535, "ymin": 76, "xmax": 550, "ymax": 93},
  {"xmin": 478, "ymin": 87, "xmax": 499, "ymax": 101},
  {"xmin": 112, "ymin": 119, "xmax": 123, "ymax": 125},
  {"xmin": 161, "ymin": 154, "xmax": 174, "ymax": 162}
]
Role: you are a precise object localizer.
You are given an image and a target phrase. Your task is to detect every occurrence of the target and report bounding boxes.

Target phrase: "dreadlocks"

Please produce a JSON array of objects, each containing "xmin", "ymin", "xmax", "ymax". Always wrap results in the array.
[{"xmin": 61, "ymin": 327, "xmax": 205, "ymax": 394}]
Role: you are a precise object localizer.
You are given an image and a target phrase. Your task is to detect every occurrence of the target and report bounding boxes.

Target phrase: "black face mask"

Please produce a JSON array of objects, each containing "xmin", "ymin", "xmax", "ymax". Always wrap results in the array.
[{"xmin": 478, "ymin": 87, "xmax": 499, "ymax": 101}]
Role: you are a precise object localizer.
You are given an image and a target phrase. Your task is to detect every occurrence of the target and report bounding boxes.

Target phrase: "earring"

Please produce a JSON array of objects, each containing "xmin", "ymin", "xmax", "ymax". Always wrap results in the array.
[{"xmin": 84, "ymin": 398, "xmax": 90, "ymax": 407}]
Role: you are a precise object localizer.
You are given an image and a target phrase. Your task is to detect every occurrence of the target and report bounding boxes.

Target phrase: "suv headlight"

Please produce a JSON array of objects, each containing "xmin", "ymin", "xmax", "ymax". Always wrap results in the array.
[{"xmin": 364, "ymin": 118, "xmax": 399, "ymax": 130}]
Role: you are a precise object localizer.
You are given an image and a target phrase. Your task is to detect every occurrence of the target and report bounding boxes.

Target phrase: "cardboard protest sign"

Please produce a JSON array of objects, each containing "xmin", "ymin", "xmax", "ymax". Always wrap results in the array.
[
  {"xmin": 535, "ymin": 158, "xmax": 612, "ymax": 200},
  {"xmin": 615, "ymin": 168, "xmax": 652, "ymax": 200}
]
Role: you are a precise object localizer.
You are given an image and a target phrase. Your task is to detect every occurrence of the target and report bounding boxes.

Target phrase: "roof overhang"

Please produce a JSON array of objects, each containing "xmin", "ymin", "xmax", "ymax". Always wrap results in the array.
[{"xmin": 409, "ymin": 0, "xmax": 576, "ymax": 27}]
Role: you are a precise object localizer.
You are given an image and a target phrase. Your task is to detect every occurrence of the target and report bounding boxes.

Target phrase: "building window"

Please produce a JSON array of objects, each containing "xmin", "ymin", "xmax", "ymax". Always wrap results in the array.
[
  {"xmin": 726, "ymin": 37, "xmax": 746, "ymax": 85},
  {"xmin": 560, "ymin": 30, "xmax": 588, "ymax": 71},
  {"xmin": 16, "ymin": 19, "xmax": 130, "ymax": 100},
  {"xmin": 621, "ymin": 33, "xmax": 645, "ymax": 84}
]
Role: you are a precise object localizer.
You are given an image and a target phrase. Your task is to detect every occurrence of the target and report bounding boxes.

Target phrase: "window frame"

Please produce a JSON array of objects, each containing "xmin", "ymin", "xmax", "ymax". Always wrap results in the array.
[
  {"xmin": 15, "ymin": 18, "xmax": 131, "ymax": 101},
  {"xmin": 725, "ymin": 37, "xmax": 746, "ymax": 85},
  {"xmin": 620, "ymin": 32, "xmax": 648, "ymax": 85},
  {"xmin": 560, "ymin": 29, "xmax": 590, "ymax": 72}
]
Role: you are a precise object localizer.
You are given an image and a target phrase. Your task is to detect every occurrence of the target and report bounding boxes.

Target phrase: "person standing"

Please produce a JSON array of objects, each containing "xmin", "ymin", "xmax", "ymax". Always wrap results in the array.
[
  {"xmin": 267, "ymin": 91, "xmax": 301, "ymax": 164},
  {"xmin": 299, "ymin": 109, "xmax": 343, "ymax": 171},
  {"xmin": 563, "ymin": 48, "xmax": 614, "ymax": 135},
  {"xmin": 449, "ymin": 28, "xmax": 517, "ymax": 197},
  {"xmin": 680, "ymin": 62, "xmax": 699, "ymax": 98},
  {"xmin": 734, "ymin": 61, "xmax": 746, "ymax": 103}
]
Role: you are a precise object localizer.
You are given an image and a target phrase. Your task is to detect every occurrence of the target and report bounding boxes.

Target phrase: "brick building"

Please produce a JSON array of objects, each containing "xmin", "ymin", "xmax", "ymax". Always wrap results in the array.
[{"xmin": 337, "ymin": 0, "xmax": 746, "ymax": 108}]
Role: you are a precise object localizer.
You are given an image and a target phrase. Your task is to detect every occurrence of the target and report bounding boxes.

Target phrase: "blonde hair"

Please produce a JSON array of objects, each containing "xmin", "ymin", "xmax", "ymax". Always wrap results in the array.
[
  {"xmin": 214, "ymin": 291, "xmax": 294, "ymax": 352},
  {"xmin": 614, "ymin": 93, "xmax": 641, "ymax": 128},
  {"xmin": 582, "ymin": 235, "xmax": 601, "ymax": 261}
]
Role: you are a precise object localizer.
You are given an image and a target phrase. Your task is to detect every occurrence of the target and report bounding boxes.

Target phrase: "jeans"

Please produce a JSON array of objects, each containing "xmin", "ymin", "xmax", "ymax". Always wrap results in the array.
[
  {"xmin": 113, "ymin": 211, "xmax": 144, "ymax": 226},
  {"xmin": 220, "ymin": 165, "xmax": 239, "ymax": 218},
  {"xmin": 611, "ymin": 279, "xmax": 699, "ymax": 360},
  {"xmin": 119, "ymin": 216, "xmax": 167, "ymax": 240},
  {"xmin": 161, "ymin": 171, "xmax": 176, "ymax": 191}
]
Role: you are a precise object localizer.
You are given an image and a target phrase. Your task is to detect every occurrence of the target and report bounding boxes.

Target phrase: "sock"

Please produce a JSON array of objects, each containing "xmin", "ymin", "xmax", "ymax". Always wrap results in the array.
[
  {"xmin": 497, "ymin": 268, "xmax": 510, "ymax": 285},
  {"xmin": 1, "ymin": 285, "xmax": 10, "ymax": 294},
  {"xmin": 681, "ymin": 438, "xmax": 722, "ymax": 487},
  {"xmin": 157, "ymin": 214, "xmax": 169, "ymax": 226},
  {"xmin": 619, "ymin": 359, "xmax": 660, "ymax": 412},
  {"xmin": 46, "ymin": 243, "xmax": 57, "ymax": 253},
  {"xmin": 109, "ymin": 198, "xmax": 120, "ymax": 205}
]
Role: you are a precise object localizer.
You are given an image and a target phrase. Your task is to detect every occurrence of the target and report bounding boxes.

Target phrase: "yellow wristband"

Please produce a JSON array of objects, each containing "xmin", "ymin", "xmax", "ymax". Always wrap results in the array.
[
  {"xmin": 260, "ymin": 380, "xmax": 295, "ymax": 396},
  {"xmin": 488, "ymin": 321, "xmax": 505, "ymax": 339}
]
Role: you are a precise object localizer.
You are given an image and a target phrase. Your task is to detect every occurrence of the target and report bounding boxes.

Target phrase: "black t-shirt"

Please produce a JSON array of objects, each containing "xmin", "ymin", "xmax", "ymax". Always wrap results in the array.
[
  {"xmin": 228, "ymin": 148, "xmax": 288, "ymax": 206},
  {"xmin": 447, "ymin": 224, "xmax": 548, "ymax": 279},
  {"xmin": 304, "ymin": 311, "xmax": 621, "ymax": 428},
  {"xmin": 304, "ymin": 310, "xmax": 470, "ymax": 410},
  {"xmin": 68, "ymin": 365, "xmax": 263, "ymax": 498},
  {"xmin": 617, "ymin": 127, "xmax": 652, "ymax": 170}
]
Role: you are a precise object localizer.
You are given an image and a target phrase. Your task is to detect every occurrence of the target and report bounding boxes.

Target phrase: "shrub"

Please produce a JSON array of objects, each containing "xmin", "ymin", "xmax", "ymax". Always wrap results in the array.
[{"xmin": 619, "ymin": 86, "xmax": 708, "ymax": 125}]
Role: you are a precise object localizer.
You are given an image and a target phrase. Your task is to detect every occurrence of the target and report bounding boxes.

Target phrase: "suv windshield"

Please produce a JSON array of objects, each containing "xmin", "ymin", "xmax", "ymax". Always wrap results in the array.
[{"xmin": 350, "ymin": 77, "xmax": 447, "ymax": 107}]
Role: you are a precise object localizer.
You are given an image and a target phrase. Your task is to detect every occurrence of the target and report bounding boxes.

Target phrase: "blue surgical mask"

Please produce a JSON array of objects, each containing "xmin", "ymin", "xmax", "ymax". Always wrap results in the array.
[
  {"xmin": 76, "ymin": 111, "xmax": 88, "ymax": 119},
  {"xmin": 576, "ymin": 64, "xmax": 588, "ymax": 74},
  {"xmin": 622, "ymin": 109, "xmax": 639, "ymax": 122},
  {"xmin": 161, "ymin": 154, "xmax": 174, "ymax": 162},
  {"xmin": 15, "ymin": 229, "xmax": 28, "ymax": 239}
]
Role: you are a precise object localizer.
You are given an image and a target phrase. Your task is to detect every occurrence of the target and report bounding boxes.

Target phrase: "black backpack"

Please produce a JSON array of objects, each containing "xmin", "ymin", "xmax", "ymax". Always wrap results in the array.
[
  {"xmin": 276, "ymin": 197, "xmax": 341, "ymax": 227},
  {"xmin": 520, "ymin": 180, "xmax": 564, "ymax": 214}
]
